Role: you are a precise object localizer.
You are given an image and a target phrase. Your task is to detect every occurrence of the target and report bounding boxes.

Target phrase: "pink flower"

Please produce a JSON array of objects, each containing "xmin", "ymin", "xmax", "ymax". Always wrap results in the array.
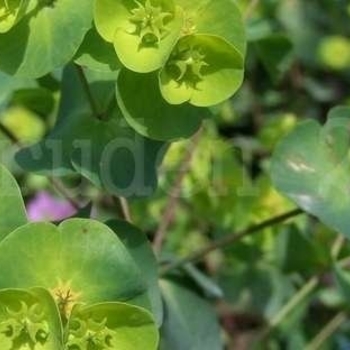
[{"xmin": 27, "ymin": 191, "xmax": 77, "ymax": 222}]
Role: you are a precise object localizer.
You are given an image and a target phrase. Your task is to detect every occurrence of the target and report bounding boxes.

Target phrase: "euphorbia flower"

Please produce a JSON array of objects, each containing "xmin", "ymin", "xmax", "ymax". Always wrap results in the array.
[
  {"xmin": 159, "ymin": 0, "xmax": 246, "ymax": 106},
  {"xmin": 94, "ymin": 0, "xmax": 184, "ymax": 72},
  {"xmin": 159, "ymin": 34, "xmax": 244, "ymax": 106}
]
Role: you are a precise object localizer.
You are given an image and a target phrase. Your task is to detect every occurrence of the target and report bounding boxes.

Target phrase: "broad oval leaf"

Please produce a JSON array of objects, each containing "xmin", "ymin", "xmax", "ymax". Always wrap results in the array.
[
  {"xmin": 107, "ymin": 220, "xmax": 163, "ymax": 326},
  {"xmin": 0, "ymin": 164, "xmax": 27, "ymax": 241},
  {"xmin": 0, "ymin": 0, "xmax": 93, "ymax": 77},
  {"xmin": 74, "ymin": 26, "xmax": 122, "ymax": 73},
  {"xmin": 66, "ymin": 302, "xmax": 159, "ymax": 350},
  {"xmin": 117, "ymin": 69, "xmax": 209, "ymax": 140},
  {"xmin": 160, "ymin": 279, "xmax": 222, "ymax": 350},
  {"xmin": 0, "ymin": 219, "xmax": 149, "ymax": 317},
  {"xmin": 175, "ymin": 0, "xmax": 246, "ymax": 56},
  {"xmin": 271, "ymin": 106, "xmax": 350, "ymax": 238}
]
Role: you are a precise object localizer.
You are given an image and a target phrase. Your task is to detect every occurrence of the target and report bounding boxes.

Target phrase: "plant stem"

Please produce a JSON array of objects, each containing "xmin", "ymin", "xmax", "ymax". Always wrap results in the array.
[
  {"xmin": 305, "ymin": 312, "xmax": 347, "ymax": 350},
  {"xmin": 153, "ymin": 128, "xmax": 203, "ymax": 254},
  {"xmin": 331, "ymin": 235, "xmax": 345, "ymax": 259},
  {"xmin": 74, "ymin": 64, "xmax": 102, "ymax": 120},
  {"xmin": 113, "ymin": 196, "xmax": 132, "ymax": 223},
  {"xmin": 161, "ymin": 208, "xmax": 303, "ymax": 274},
  {"xmin": 256, "ymin": 276, "xmax": 319, "ymax": 342}
]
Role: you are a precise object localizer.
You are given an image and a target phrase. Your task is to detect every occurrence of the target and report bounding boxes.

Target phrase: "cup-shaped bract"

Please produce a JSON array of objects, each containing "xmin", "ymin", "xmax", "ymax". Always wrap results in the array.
[
  {"xmin": 94, "ymin": 0, "xmax": 184, "ymax": 73},
  {"xmin": 0, "ymin": 0, "xmax": 27, "ymax": 33},
  {"xmin": 66, "ymin": 302, "xmax": 159, "ymax": 350},
  {"xmin": 159, "ymin": 34, "xmax": 244, "ymax": 107},
  {"xmin": 0, "ymin": 288, "xmax": 63, "ymax": 349}
]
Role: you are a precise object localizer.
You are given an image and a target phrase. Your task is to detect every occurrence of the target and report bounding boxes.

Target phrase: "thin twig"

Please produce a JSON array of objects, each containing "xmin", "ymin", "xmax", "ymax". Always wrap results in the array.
[
  {"xmin": 256, "ymin": 276, "xmax": 319, "ymax": 342},
  {"xmin": 305, "ymin": 312, "xmax": 347, "ymax": 350},
  {"xmin": 161, "ymin": 208, "xmax": 303, "ymax": 274},
  {"xmin": 113, "ymin": 196, "xmax": 132, "ymax": 223},
  {"xmin": 48, "ymin": 177, "xmax": 80, "ymax": 211},
  {"xmin": 255, "ymin": 235, "xmax": 348, "ymax": 343},
  {"xmin": 153, "ymin": 128, "xmax": 203, "ymax": 254},
  {"xmin": 0, "ymin": 122, "xmax": 18, "ymax": 144},
  {"xmin": 74, "ymin": 64, "xmax": 102, "ymax": 120}
]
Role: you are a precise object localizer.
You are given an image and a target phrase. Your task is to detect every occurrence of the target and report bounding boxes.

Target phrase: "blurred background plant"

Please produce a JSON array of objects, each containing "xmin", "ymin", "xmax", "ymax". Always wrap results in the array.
[{"xmin": 1, "ymin": 0, "xmax": 350, "ymax": 349}]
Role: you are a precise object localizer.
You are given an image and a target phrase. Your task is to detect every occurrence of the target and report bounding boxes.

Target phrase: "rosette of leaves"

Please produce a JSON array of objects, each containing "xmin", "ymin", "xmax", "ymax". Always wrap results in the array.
[
  {"xmin": 0, "ymin": 0, "xmax": 27, "ymax": 33},
  {"xmin": 94, "ymin": 0, "xmax": 184, "ymax": 73}
]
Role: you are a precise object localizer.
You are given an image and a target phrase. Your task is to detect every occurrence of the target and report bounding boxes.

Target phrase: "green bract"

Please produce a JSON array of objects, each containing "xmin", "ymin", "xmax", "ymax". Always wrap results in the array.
[
  {"xmin": 67, "ymin": 303, "xmax": 159, "ymax": 349},
  {"xmin": 0, "ymin": 288, "xmax": 63, "ymax": 349},
  {"xmin": 158, "ymin": 0, "xmax": 246, "ymax": 106},
  {"xmin": 159, "ymin": 34, "xmax": 244, "ymax": 106},
  {"xmin": 94, "ymin": 0, "xmax": 184, "ymax": 73},
  {"xmin": 0, "ymin": 0, "xmax": 27, "ymax": 33}
]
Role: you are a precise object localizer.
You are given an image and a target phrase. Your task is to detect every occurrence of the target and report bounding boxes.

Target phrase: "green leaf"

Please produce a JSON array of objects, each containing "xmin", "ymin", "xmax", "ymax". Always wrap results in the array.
[
  {"xmin": 94, "ymin": 0, "xmax": 184, "ymax": 73},
  {"xmin": 107, "ymin": 220, "xmax": 163, "ymax": 326},
  {"xmin": 16, "ymin": 66, "xmax": 166, "ymax": 198},
  {"xmin": 0, "ymin": 219, "xmax": 149, "ymax": 316},
  {"xmin": 0, "ymin": 0, "xmax": 93, "ymax": 77},
  {"xmin": 0, "ymin": 164, "xmax": 27, "ymax": 240},
  {"xmin": 276, "ymin": 225, "xmax": 330, "ymax": 275},
  {"xmin": 175, "ymin": 0, "xmax": 246, "ymax": 56},
  {"xmin": 159, "ymin": 34, "xmax": 244, "ymax": 107},
  {"xmin": 160, "ymin": 279, "xmax": 222, "ymax": 350},
  {"xmin": 271, "ymin": 106, "xmax": 350, "ymax": 238},
  {"xmin": 0, "ymin": 287, "xmax": 63, "ymax": 349},
  {"xmin": 117, "ymin": 68, "xmax": 209, "ymax": 140},
  {"xmin": 0, "ymin": 0, "xmax": 27, "ymax": 33},
  {"xmin": 66, "ymin": 302, "xmax": 159, "ymax": 350},
  {"xmin": 254, "ymin": 34, "xmax": 294, "ymax": 82},
  {"xmin": 75, "ymin": 26, "xmax": 122, "ymax": 73}
]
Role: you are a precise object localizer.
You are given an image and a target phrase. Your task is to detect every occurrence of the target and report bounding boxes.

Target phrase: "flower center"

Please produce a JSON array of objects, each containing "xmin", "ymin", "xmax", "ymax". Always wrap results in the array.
[
  {"xmin": 51, "ymin": 280, "xmax": 81, "ymax": 322},
  {"xmin": 67, "ymin": 317, "xmax": 115, "ymax": 350},
  {"xmin": 0, "ymin": 301, "xmax": 49, "ymax": 347},
  {"xmin": 167, "ymin": 43, "xmax": 208, "ymax": 88},
  {"xmin": 129, "ymin": 0, "xmax": 172, "ymax": 47}
]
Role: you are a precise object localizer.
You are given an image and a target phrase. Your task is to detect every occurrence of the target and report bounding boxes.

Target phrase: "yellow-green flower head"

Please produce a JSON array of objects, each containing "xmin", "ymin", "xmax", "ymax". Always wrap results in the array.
[
  {"xmin": 94, "ymin": 0, "xmax": 184, "ymax": 72},
  {"xmin": 318, "ymin": 35, "xmax": 350, "ymax": 70}
]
